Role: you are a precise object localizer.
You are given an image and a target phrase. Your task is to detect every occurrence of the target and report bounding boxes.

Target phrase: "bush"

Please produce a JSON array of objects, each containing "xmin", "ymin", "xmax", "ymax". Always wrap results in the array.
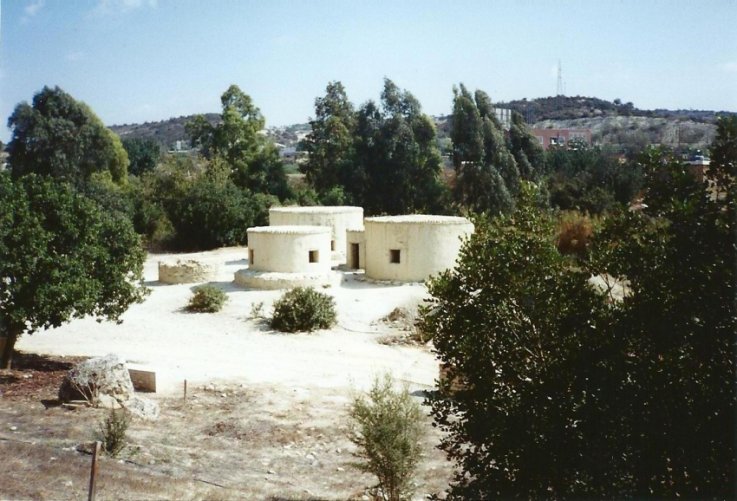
[
  {"xmin": 556, "ymin": 210, "xmax": 595, "ymax": 258},
  {"xmin": 271, "ymin": 287, "xmax": 336, "ymax": 332},
  {"xmin": 348, "ymin": 374, "xmax": 424, "ymax": 501},
  {"xmin": 186, "ymin": 285, "xmax": 227, "ymax": 313},
  {"xmin": 99, "ymin": 409, "xmax": 130, "ymax": 457}
]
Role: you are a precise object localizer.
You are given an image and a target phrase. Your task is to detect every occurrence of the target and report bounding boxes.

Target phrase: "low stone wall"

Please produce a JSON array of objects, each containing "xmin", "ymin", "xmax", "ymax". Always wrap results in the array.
[
  {"xmin": 158, "ymin": 260, "xmax": 218, "ymax": 284},
  {"xmin": 234, "ymin": 269, "xmax": 342, "ymax": 290}
]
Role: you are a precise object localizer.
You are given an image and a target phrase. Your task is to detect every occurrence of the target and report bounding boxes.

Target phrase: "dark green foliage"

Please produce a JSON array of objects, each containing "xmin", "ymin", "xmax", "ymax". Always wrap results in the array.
[
  {"xmin": 580, "ymin": 146, "xmax": 735, "ymax": 497},
  {"xmin": 450, "ymin": 85, "xmax": 519, "ymax": 214},
  {"xmin": 99, "ymin": 409, "xmax": 130, "ymax": 457},
  {"xmin": 421, "ymin": 131, "xmax": 736, "ymax": 497},
  {"xmin": 186, "ymin": 85, "xmax": 290, "ymax": 200},
  {"xmin": 122, "ymin": 137, "xmax": 161, "ymax": 176},
  {"xmin": 271, "ymin": 287, "xmax": 336, "ymax": 333},
  {"xmin": 0, "ymin": 173, "xmax": 148, "ymax": 368},
  {"xmin": 546, "ymin": 143, "xmax": 642, "ymax": 213},
  {"xmin": 126, "ymin": 155, "xmax": 274, "ymax": 251},
  {"xmin": 299, "ymin": 81, "xmax": 357, "ymax": 198},
  {"xmin": 186, "ymin": 285, "xmax": 227, "ymax": 313},
  {"xmin": 348, "ymin": 373, "xmax": 424, "ymax": 501},
  {"xmin": 7, "ymin": 86, "xmax": 128, "ymax": 186},
  {"xmin": 359, "ymin": 81, "xmax": 448, "ymax": 214},
  {"xmin": 165, "ymin": 175, "xmax": 258, "ymax": 251},
  {"xmin": 301, "ymin": 79, "xmax": 449, "ymax": 215},
  {"xmin": 420, "ymin": 184, "xmax": 607, "ymax": 497},
  {"xmin": 508, "ymin": 111, "xmax": 545, "ymax": 179}
]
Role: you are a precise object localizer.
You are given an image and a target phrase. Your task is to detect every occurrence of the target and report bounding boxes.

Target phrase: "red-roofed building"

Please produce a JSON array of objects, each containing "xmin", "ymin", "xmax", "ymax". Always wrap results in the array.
[{"xmin": 532, "ymin": 128, "xmax": 592, "ymax": 150}]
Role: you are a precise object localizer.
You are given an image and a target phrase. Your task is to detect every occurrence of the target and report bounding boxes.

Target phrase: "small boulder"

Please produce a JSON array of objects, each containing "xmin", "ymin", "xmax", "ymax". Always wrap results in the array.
[
  {"xmin": 124, "ymin": 395, "xmax": 160, "ymax": 420},
  {"xmin": 59, "ymin": 354, "xmax": 134, "ymax": 405}
]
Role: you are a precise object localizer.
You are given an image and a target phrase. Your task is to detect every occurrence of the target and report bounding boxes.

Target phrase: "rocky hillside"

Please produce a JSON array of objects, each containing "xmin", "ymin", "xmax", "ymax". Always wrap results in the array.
[
  {"xmin": 497, "ymin": 95, "xmax": 729, "ymax": 124},
  {"xmin": 110, "ymin": 113, "xmax": 221, "ymax": 151},
  {"xmin": 109, "ymin": 114, "xmax": 309, "ymax": 152},
  {"xmin": 533, "ymin": 116, "xmax": 717, "ymax": 151},
  {"xmin": 108, "ymin": 96, "xmax": 733, "ymax": 153}
]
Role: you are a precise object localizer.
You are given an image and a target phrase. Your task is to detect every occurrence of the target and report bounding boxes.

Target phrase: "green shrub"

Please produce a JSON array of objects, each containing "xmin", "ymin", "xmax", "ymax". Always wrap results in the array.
[
  {"xmin": 271, "ymin": 287, "xmax": 336, "ymax": 332},
  {"xmin": 348, "ymin": 374, "xmax": 424, "ymax": 501},
  {"xmin": 186, "ymin": 285, "xmax": 227, "ymax": 313},
  {"xmin": 99, "ymin": 409, "xmax": 130, "ymax": 457}
]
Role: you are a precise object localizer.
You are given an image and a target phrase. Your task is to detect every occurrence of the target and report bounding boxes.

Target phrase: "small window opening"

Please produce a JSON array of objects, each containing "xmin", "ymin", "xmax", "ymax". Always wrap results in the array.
[
  {"xmin": 309, "ymin": 250, "xmax": 319, "ymax": 263},
  {"xmin": 390, "ymin": 249, "xmax": 401, "ymax": 264},
  {"xmin": 331, "ymin": 240, "xmax": 336, "ymax": 251},
  {"xmin": 249, "ymin": 249, "xmax": 254, "ymax": 265}
]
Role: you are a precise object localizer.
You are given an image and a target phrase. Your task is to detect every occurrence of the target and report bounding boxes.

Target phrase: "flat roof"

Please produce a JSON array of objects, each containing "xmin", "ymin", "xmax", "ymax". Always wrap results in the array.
[
  {"xmin": 270, "ymin": 206, "xmax": 363, "ymax": 214},
  {"xmin": 247, "ymin": 225, "xmax": 331, "ymax": 235},
  {"xmin": 364, "ymin": 215, "xmax": 472, "ymax": 225}
]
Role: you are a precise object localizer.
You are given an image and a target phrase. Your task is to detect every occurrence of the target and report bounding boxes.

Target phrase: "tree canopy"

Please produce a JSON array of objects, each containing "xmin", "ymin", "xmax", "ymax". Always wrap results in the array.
[
  {"xmin": 450, "ymin": 84, "xmax": 520, "ymax": 215},
  {"xmin": 7, "ymin": 86, "xmax": 129, "ymax": 186},
  {"xmin": 122, "ymin": 137, "xmax": 161, "ymax": 176},
  {"xmin": 300, "ymin": 79, "xmax": 448, "ymax": 214},
  {"xmin": 421, "ymin": 121, "xmax": 736, "ymax": 497},
  {"xmin": 299, "ymin": 81, "xmax": 357, "ymax": 197},
  {"xmin": 0, "ymin": 173, "xmax": 148, "ymax": 368},
  {"xmin": 186, "ymin": 85, "xmax": 290, "ymax": 199}
]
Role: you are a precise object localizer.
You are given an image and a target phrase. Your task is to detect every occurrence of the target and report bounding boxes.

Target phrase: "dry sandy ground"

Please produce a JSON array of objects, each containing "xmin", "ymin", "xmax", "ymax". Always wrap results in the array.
[
  {"xmin": 18, "ymin": 247, "xmax": 438, "ymax": 394},
  {"xmin": 8, "ymin": 247, "xmax": 453, "ymax": 499}
]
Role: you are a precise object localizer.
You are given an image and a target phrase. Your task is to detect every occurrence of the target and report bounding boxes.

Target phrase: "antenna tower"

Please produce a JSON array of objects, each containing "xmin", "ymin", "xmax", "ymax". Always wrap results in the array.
[{"xmin": 556, "ymin": 60, "xmax": 563, "ymax": 96}]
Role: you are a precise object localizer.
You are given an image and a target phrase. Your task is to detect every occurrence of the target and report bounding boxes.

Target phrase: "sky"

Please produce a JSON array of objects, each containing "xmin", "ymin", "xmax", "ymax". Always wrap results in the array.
[{"xmin": 1, "ymin": 0, "xmax": 736, "ymax": 141}]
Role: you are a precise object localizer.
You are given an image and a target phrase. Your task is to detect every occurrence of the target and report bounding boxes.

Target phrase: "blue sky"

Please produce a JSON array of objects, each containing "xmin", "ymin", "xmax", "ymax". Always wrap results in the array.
[{"xmin": 2, "ymin": 0, "xmax": 736, "ymax": 141}]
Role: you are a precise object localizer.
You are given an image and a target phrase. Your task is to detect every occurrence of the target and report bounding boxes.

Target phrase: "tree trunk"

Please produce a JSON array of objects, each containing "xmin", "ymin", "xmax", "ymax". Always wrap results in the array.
[{"xmin": 1, "ymin": 324, "xmax": 21, "ymax": 370}]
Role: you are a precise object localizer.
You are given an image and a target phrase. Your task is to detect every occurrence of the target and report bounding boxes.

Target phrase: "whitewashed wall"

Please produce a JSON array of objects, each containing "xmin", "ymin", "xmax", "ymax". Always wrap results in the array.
[
  {"xmin": 247, "ymin": 226, "xmax": 331, "ymax": 273},
  {"xmin": 269, "ymin": 206, "xmax": 364, "ymax": 264},
  {"xmin": 363, "ymin": 215, "xmax": 474, "ymax": 282}
]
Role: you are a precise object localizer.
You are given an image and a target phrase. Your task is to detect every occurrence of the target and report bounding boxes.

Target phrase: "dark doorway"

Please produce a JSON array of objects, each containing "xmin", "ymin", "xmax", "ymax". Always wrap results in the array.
[{"xmin": 351, "ymin": 243, "xmax": 360, "ymax": 269}]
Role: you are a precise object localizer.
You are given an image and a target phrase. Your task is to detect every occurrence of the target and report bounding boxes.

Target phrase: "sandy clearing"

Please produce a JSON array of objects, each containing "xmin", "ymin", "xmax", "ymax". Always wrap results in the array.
[{"xmin": 17, "ymin": 247, "xmax": 438, "ymax": 395}]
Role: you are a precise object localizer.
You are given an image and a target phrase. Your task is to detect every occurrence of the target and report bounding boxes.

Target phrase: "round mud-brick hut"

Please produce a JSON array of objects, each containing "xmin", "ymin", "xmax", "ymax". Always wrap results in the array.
[
  {"xmin": 234, "ymin": 226, "xmax": 339, "ymax": 289},
  {"xmin": 362, "ymin": 215, "xmax": 474, "ymax": 282},
  {"xmin": 268, "ymin": 206, "xmax": 364, "ymax": 265}
]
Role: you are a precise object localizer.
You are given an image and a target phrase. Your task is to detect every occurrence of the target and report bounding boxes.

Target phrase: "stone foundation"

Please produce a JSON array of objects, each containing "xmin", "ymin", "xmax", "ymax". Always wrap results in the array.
[
  {"xmin": 158, "ymin": 260, "xmax": 218, "ymax": 284},
  {"xmin": 234, "ymin": 269, "xmax": 342, "ymax": 290}
]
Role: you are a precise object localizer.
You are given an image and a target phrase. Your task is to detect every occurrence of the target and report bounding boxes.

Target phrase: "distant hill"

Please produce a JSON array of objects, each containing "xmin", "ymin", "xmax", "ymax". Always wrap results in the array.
[
  {"xmin": 109, "ymin": 113, "xmax": 221, "ymax": 151},
  {"xmin": 496, "ymin": 95, "xmax": 731, "ymax": 124},
  {"xmin": 108, "ymin": 96, "xmax": 734, "ymax": 154},
  {"xmin": 436, "ymin": 95, "xmax": 733, "ymax": 151},
  {"xmin": 109, "ymin": 113, "xmax": 311, "ymax": 152}
]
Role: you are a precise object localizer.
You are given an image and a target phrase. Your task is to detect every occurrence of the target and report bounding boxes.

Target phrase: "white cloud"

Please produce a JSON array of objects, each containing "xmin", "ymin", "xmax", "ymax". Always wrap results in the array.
[
  {"xmin": 65, "ymin": 51, "xmax": 85, "ymax": 62},
  {"xmin": 91, "ymin": 0, "xmax": 157, "ymax": 16},
  {"xmin": 25, "ymin": 0, "xmax": 45, "ymax": 16},
  {"xmin": 719, "ymin": 61, "xmax": 737, "ymax": 73},
  {"xmin": 20, "ymin": 0, "xmax": 45, "ymax": 24}
]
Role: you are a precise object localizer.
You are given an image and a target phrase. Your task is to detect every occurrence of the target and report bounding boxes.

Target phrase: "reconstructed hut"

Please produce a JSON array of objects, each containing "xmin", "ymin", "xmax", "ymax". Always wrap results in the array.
[
  {"xmin": 268, "ymin": 206, "xmax": 364, "ymax": 265},
  {"xmin": 360, "ymin": 215, "xmax": 474, "ymax": 282},
  {"xmin": 234, "ymin": 226, "xmax": 339, "ymax": 289}
]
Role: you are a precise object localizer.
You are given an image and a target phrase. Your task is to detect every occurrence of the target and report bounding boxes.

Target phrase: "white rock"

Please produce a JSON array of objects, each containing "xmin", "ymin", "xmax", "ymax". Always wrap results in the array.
[{"xmin": 124, "ymin": 395, "xmax": 160, "ymax": 420}]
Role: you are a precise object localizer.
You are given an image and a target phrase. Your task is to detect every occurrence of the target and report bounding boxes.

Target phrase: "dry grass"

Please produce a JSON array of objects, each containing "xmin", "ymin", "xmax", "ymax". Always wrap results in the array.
[
  {"xmin": 0, "ymin": 355, "xmax": 451, "ymax": 499},
  {"xmin": 556, "ymin": 211, "xmax": 596, "ymax": 258}
]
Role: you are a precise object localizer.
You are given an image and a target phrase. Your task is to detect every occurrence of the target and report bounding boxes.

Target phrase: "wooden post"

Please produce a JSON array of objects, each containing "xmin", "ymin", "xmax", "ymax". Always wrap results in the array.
[
  {"xmin": 183, "ymin": 379, "xmax": 187, "ymax": 402},
  {"xmin": 88, "ymin": 441, "xmax": 102, "ymax": 501}
]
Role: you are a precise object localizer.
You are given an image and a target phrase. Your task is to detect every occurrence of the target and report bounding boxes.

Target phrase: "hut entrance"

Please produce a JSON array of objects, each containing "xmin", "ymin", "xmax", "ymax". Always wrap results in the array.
[{"xmin": 350, "ymin": 243, "xmax": 360, "ymax": 269}]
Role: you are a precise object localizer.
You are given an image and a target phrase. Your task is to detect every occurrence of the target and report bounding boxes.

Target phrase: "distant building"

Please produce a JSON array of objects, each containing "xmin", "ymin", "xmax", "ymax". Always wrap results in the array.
[
  {"xmin": 687, "ymin": 155, "xmax": 710, "ymax": 184},
  {"xmin": 532, "ymin": 128, "xmax": 592, "ymax": 150},
  {"xmin": 495, "ymin": 108, "xmax": 513, "ymax": 130},
  {"xmin": 279, "ymin": 146, "xmax": 298, "ymax": 160}
]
